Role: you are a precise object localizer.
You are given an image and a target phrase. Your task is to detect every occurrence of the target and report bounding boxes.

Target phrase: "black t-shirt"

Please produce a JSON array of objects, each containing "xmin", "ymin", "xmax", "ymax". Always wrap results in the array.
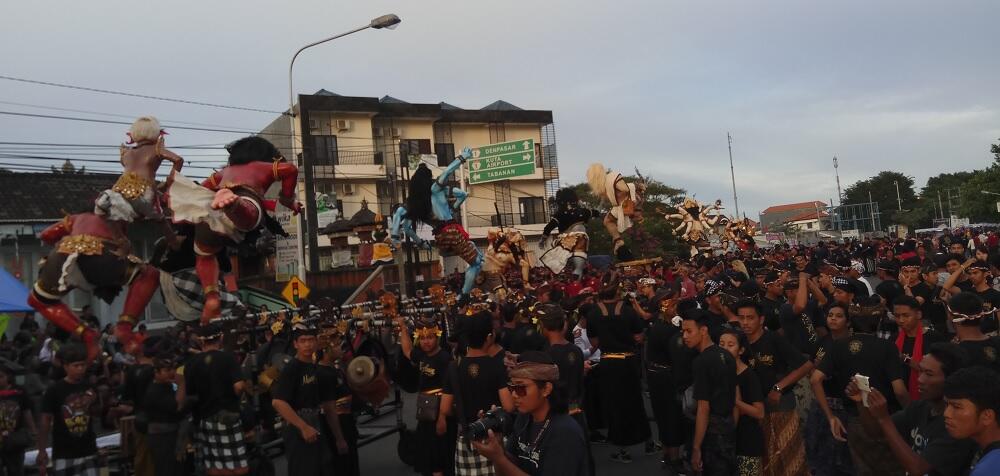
[
  {"xmin": 735, "ymin": 368, "xmax": 764, "ymax": 457},
  {"xmin": 143, "ymin": 382, "xmax": 180, "ymax": 424},
  {"xmin": 646, "ymin": 320, "xmax": 678, "ymax": 367},
  {"xmin": 747, "ymin": 331, "xmax": 807, "ymax": 411},
  {"xmin": 817, "ymin": 333, "xmax": 905, "ymax": 415},
  {"xmin": 849, "ymin": 277, "xmax": 871, "ymax": 299},
  {"xmin": 41, "ymin": 380, "xmax": 98, "ymax": 459},
  {"xmin": 876, "ymin": 280, "xmax": 905, "ymax": 308},
  {"xmin": 892, "ymin": 400, "xmax": 978, "ymax": 476},
  {"xmin": 184, "ymin": 349, "xmax": 243, "ymax": 419},
  {"xmin": 317, "ymin": 364, "xmax": 354, "ymax": 414},
  {"xmin": 410, "ymin": 347, "xmax": 452, "ymax": 392},
  {"xmin": 272, "ymin": 358, "xmax": 336, "ymax": 411},
  {"xmin": 912, "ymin": 282, "xmax": 949, "ymax": 334},
  {"xmin": 778, "ymin": 300, "xmax": 823, "ymax": 356},
  {"xmin": 507, "ymin": 412, "xmax": 587, "ymax": 476},
  {"xmin": 120, "ymin": 363, "xmax": 154, "ymax": 408},
  {"xmin": 692, "ymin": 345, "xmax": 737, "ymax": 419},
  {"xmin": 669, "ymin": 331, "xmax": 697, "ymax": 390},
  {"xmin": 443, "ymin": 355, "xmax": 508, "ymax": 424},
  {"xmin": 546, "ymin": 343, "xmax": 584, "ymax": 404},
  {"xmin": 813, "ymin": 336, "xmax": 843, "ymax": 399},
  {"xmin": 0, "ymin": 386, "xmax": 31, "ymax": 438},
  {"xmin": 587, "ymin": 301, "xmax": 644, "ymax": 353},
  {"xmin": 895, "ymin": 330, "xmax": 948, "ymax": 388},
  {"xmin": 760, "ymin": 296, "xmax": 785, "ymax": 332},
  {"xmin": 957, "ymin": 337, "xmax": 1000, "ymax": 373}
]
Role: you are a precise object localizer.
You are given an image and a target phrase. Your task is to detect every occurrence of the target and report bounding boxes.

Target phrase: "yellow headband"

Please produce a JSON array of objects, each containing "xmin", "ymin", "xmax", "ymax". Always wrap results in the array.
[{"xmin": 414, "ymin": 326, "xmax": 442, "ymax": 339}]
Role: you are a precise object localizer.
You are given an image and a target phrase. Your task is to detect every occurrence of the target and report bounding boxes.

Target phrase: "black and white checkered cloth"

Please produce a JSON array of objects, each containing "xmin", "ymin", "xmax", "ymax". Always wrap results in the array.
[
  {"xmin": 52, "ymin": 455, "xmax": 99, "ymax": 476},
  {"xmin": 163, "ymin": 269, "xmax": 241, "ymax": 322},
  {"xmin": 455, "ymin": 435, "xmax": 495, "ymax": 476},
  {"xmin": 195, "ymin": 414, "xmax": 249, "ymax": 472}
]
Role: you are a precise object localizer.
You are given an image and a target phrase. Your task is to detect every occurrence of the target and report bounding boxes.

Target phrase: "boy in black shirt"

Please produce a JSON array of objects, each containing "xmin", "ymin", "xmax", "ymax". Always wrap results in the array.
[
  {"xmin": 779, "ymin": 273, "xmax": 827, "ymax": 355},
  {"xmin": 0, "ymin": 364, "xmax": 34, "ymax": 475},
  {"xmin": 892, "ymin": 296, "xmax": 947, "ymax": 401},
  {"xmin": 143, "ymin": 354, "xmax": 184, "ymax": 476},
  {"xmin": 398, "ymin": 316, "xmax": 454, "ymax": 476},
  {"xmin": 682, "ymin": 310, "xmax": 736, "ymax": 476},
  {"xmin": 272, "ymin": 324, "xmax": 342, "ymax": 476},
  {"xmin": 736, "ymin": 299, "xmax": 812, "ymax": 475},
  {"xmin": 850, "ymin": 343, "xmax": 977, "ymax": 476},
  {"xmin": 36, "ymin": 343, "xmax": 101, "ymax": 476},
  {"xmin": 947, "ymin": 292, "xmax": 1000, "ymax": 372},
  {"xmin": 441, "ymin": 312, "xmax": 513, "ymax": 475},
  {"xmin": 185, "ymin": 323, "xmax": 249, "ymax": 476}
]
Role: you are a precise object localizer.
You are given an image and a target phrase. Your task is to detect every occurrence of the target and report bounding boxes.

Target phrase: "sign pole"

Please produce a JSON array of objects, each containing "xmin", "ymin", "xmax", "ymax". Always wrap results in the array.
[{"xmin": 460, "ymin": 160, "xmax": 470, "ymax": 228}]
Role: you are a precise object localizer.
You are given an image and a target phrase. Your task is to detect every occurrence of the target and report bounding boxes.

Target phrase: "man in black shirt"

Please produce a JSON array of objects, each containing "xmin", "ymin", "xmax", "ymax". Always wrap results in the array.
[
  {"xmin": 815, "ymin": 304, "xmax": 909, "ymax": 475},
  {"xmin": 942, "ymin": 367, "xmax": 1000, "ymax": 475},
  {"xmin": 587, "ymin": 283, "xmax": 651, "ymax": 463},
  {"xmin": 876, "ymin": 261, "xmax": 905, "ymax": 308},
  {"xmin": 779, "ymin": 273, "xmax": 828, "ymax": 356},
  {"xmin": 118, "ymin": 336, "xmax": 162, "ymax": 476},
  {"xmin": 36, "ymin": 343, "xmax": 101, "ymax": 476},
  {"xmin": 850, "ymin": 343, "xmax": 977, "ymax": 476},
  {"xmin": 644, "ymin": 288, "xmax": 687, "ymax": 471},
  {"xmin": 143, "ymin": 354, "xmax": 184, "ymax": 476},
  {"xmin": 682, "ymin": 310, "xmax": 736, "ymax": 475},
  {"xmin": 759, "ymin": 271, "xmax": 786, "ymax": 332},
  {"xmin": 892, "ymin": 296, "xmax": 947, "ymax": 401},
  {"xmin": 185, "ymin": 323, "xmax": 250, "ymax": 476},
  {"xmin": 947, "ymin": 292, "xmax": 1000, "ymax": 372},
  {"xmin": 441, "ymin": 312, "xmax": 514, "ymax": 475},
  {"xmin": 736, "ymin": 299, "xmax": 812, "ymax": 475},
  {"xmin": 273, "ymin": 324, "xmax": 343, "ymax": 476},
  {"xmin": 907, "ymin": 262, "xmax": 949, "ymax": 336}
]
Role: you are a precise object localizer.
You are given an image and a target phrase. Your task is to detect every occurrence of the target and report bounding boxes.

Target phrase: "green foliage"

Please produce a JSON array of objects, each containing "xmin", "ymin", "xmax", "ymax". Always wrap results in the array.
[
  {"xmin": 561, "ymin": 176, "xmax": 686, "ymax": 258},
  {"xmin": 843, "ymin": 171, "xmax": 918, "ymax": 227}
]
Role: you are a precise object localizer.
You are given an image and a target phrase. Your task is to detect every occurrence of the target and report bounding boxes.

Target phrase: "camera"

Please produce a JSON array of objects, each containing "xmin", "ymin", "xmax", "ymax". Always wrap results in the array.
[{"xmin": 466, "ymin": 408, "xmax": 511, "ymax": 441}]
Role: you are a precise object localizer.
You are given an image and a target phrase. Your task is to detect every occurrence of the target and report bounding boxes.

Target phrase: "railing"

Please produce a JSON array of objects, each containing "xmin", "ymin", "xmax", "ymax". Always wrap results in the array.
[{"xmin": 313, "ymin": 150, "xmax": 384, "ymax": 166}]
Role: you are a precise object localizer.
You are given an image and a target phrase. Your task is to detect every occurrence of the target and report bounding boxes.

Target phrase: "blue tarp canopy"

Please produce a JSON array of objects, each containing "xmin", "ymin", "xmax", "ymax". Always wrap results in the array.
[{"xmin": 0, "ymin": 268, "xmax": 32, "ymax": 312}]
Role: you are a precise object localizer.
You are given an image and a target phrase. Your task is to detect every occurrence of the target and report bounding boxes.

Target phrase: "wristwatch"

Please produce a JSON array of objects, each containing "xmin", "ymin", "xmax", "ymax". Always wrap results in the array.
[{"xmin": 772, "ymin": 384, "xmax": 783, "ymax": 393}]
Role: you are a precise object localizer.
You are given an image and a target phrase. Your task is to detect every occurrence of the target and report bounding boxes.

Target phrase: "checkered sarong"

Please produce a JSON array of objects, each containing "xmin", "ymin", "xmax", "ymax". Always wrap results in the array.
[
  {"xmin": 53, "ymin": 456, "xmax": 99, "ymax": 476},
  {"xmin": 455, "ymin": 435, "xmax": 495, "ymax": 476},
  {"xmin": 195, "ymin": 413, "xmax": 249, "ymax": 472},
  {"xmin": 160, "ymin": 269, "xmax": 241, "ymax": 322}
]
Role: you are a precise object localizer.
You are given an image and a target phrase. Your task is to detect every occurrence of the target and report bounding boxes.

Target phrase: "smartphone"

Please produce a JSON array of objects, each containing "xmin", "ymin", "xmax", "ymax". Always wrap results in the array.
[{"xmin": 855, "ymin": 374, "xmax": 872, "ymax": 407}]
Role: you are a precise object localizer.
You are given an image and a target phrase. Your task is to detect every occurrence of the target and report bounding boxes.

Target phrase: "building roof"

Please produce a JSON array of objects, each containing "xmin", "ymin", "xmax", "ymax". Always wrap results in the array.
[
  {"xmin": 0, "ymin": 170, "xmax": 116, "ymax": 222},
  {"xmin": 480, "ymin": 100, "xmax": 523, "ymax": 111},
  {"xmin": 784, "ymin": 210, "xmax": 830, "ymax": 223},
  {"xmin": 760, "ymin": 200, "xmax": 827, "ymax": 215},
  {"xmin": 314, "ymin": 89, "xmax": 340, "ymax": 96},
  {"xmin": 380, "ymin": 95, "xmax": 409, "ymax": 104},
  {"xmin": 438, "ymin": 101, "xmax": 461, "ymax": 110}
]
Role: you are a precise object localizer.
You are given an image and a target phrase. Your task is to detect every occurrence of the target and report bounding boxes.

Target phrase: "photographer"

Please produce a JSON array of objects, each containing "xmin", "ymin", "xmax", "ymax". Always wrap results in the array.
[{"xmin": 472, "ymin": 352, "xmax": 588, "ymax": 476}]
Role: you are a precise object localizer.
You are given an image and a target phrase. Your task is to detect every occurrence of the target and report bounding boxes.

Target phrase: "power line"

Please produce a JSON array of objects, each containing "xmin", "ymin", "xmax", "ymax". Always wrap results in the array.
[
  {"xmin": 0, "ymin": 99, "xmax": 269, "ymax": 131},
  {"xmin": 0, "ymin": 75, "xmax": 284, "ymax": 114},
  {"xmin": 0, "ymin": 110, "xmax": 270, "ymax": 135},
  {"xmin": 0, "ymin": 153, "xmax": 220, "ymax": 170},
  {"xmin": 0, "ymin": 141, "xmax": 228, "ymax": 149}
]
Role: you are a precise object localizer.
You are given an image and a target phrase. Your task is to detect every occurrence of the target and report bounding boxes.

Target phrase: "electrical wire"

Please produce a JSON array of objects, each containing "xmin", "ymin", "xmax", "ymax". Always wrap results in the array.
[
  {"xmin": 0, "ymin": 99, "xmax": 270, "ymax": 130},
  {"xmin": 0, "ymin": 110, "xmax": 267, "ymax": 135},
  {"xmin": 0, "ymin": 75, "xmax": 284, "ymax": 114}
]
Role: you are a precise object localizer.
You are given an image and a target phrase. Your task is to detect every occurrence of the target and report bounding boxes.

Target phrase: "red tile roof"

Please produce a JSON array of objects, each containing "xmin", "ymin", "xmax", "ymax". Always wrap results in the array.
[
  {"xmin": 784, "ymin": 210, "xmax": 830, "ymax": 223},
  {"xmin": 761, "ymin": 200, "xmax": 827, "ymax": 215}
]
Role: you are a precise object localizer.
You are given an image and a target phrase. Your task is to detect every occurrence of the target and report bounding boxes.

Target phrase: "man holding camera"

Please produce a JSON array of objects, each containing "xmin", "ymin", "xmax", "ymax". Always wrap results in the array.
[
  {"xmin": 440, "ymin": 312, "xmax": 514, "ymax": 476},
  {"xmin": 472, "ymin": 352, "xmax": 589, "ymax": 476}
]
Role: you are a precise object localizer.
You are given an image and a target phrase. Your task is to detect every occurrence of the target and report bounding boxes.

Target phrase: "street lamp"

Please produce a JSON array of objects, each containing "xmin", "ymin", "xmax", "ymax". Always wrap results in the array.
[{"xmin": 287, "ymin": 13, "xmax": 401, "ymax": 281}]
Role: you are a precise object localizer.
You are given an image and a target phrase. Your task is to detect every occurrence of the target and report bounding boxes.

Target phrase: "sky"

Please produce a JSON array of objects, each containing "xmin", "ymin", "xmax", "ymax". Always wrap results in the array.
[{"xmin": 1, "ymin": 0, "xmax": 998, "ymax": 219}]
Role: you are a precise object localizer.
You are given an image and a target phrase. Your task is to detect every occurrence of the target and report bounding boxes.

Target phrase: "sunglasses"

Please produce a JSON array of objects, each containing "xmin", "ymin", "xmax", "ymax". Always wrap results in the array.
[{"xmin": 507, "ymin": 383, "xmax": 530, "ymax": 397}]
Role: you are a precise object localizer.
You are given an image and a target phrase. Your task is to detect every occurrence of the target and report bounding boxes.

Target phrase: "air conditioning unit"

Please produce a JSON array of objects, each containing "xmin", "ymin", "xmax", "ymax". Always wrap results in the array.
[
  {"xmin": 389, "ymin": 127, "xmax": 402, "ymax": 138},
  {"xmin": 308, "ymin": 119, "xmax": 320, "ymax": 131},
  {"xmin": 341, "ymin": 183, "xmax": 356, "ymax": 196},
  {"xmin": 333, "ymin": 119, "xmax": 352, "ymax": 131},
  {"xmin": 372, "ymin": 127, "xmax": 384, "ymax": 137}
]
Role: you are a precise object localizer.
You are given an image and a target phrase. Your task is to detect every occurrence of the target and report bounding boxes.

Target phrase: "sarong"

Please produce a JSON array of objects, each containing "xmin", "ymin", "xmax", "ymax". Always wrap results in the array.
[
  {"xmin": 762, "ymin": 410, "xmax": 808, "ymax": 476},
  {"xmin": 168, "ymin": 173, "xmax": 250, "ymax": 242},
  {"xmin": 435, "ymin": 224, "xmax": 478, "ymax": 264}
]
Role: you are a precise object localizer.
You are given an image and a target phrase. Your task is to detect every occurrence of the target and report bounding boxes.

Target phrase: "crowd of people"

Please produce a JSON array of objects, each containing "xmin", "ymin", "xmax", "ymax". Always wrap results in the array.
[{"xmin": 9, "ymin": 223, "xmax": 1000, "ymax": 476}]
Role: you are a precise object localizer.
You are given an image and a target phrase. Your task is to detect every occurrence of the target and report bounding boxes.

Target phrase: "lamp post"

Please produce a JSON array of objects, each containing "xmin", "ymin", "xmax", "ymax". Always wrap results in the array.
[{"xmin": 287, "ymin": 13, "xmax": 401, "ymax": 281}]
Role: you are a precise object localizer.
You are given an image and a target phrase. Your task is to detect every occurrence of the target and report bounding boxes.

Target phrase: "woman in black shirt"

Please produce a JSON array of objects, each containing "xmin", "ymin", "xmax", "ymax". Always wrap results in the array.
[
  {"xmin": 473, "ymin": 352, "xmax": 588, "ymax": 476},
  {"xmin": 719, "ymin": 327, "xmax": 765, "ymax": 476}
]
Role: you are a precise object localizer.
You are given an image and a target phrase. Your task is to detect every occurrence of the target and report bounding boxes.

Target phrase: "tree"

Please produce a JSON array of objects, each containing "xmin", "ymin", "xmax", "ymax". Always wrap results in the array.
[
  {"xmin": 843, "ymin": 171, "xmax": 919, "ymax": 228},
  {"xmin": 958, "ymin": 166, "xmax": 1000, "ymax": 223},
  {"xmin": 991, "ymin": 137, "xmax": 1000, "ymax": 165}
]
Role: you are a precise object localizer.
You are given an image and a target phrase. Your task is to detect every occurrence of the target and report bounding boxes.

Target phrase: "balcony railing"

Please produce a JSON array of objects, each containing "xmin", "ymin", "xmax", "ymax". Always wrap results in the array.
[{"xmin": 312, "ymin": 150, "xmax": 384, "ymax": 166}]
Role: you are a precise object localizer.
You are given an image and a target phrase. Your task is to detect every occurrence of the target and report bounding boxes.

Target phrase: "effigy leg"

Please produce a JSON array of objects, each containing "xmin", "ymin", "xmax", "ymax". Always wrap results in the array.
[
  {"xmin": 28, "ymin": 291, "xmax": 99, "ymax": 361},
  {"xmin": 115, "ymin": 265, "xmax": 159, "ymax": 353}
]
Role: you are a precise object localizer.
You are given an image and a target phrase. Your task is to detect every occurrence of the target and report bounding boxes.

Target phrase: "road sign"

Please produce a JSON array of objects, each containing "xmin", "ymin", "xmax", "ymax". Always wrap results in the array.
[
  {"xmin": 274, "ymin": 208, "xmax": 299, "ymax": 282},
  {"xmin": 468, "ymin": 139, "xmax": 536, "ymax": 184},
  {"xmin": 281, "ymin": 275, "xmax": 310, "ymax": 306}
]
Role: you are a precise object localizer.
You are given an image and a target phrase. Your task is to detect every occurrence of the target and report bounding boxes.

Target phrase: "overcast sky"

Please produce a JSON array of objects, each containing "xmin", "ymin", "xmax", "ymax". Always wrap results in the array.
[{"xmin": 2, "ymin": 0, "xmax": 998, "ymax": 218}]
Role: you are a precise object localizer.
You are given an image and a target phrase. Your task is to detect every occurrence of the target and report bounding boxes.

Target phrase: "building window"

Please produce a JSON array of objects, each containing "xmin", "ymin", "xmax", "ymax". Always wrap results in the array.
[
  {"xmin": 399, "ymin": 139, "xmax": 431, "ymax": 165},
  {"xmin": 807, "ymin": 222, "xmax": 814, "ymax": 229},
  {"xmin": 519, "ymin": 197, "xmax": 546, "ymax": 225},
  {"xmin": 313, "ymin": 135, "xmax": 338, "ymax": 165},
  {"xmin": 435, "ymin": 143, "xmax": 456, "ymax": 166}
]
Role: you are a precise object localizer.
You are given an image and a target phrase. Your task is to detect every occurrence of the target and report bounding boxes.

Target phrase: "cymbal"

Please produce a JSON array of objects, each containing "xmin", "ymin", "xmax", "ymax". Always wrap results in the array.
[{"xmin": 346, "ymin": 356, "xmax": 377, "ymax": 387}]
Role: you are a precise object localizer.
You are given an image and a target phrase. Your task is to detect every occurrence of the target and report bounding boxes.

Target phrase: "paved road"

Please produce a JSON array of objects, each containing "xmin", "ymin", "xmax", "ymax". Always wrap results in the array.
[{"xmin": 274, "ymin": 391, "xmax": 667, "ymax": 475}]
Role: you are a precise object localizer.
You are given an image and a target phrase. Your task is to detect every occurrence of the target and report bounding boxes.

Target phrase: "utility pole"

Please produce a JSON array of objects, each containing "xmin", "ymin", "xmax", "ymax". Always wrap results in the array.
[
  {"xmin": 833, "ymin": 156, "xmax": 843, "ymax": 206},
  {"xmin": 894, "ymin": 180, "xmax": 902, "ymax": 210},
  {"xmin": 938, "ymin": 191, "xmax": 944, "ymax": 221},
  {"xmin": 727, "ymin": 132, "xmax": 740, "ymax": 218},
  {"xmin": 868, "ymin": 190, "xmax": 877, "ymax": 231}
]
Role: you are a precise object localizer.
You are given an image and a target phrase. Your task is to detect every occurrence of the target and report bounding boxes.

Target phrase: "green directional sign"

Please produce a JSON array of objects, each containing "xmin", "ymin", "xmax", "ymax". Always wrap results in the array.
[{"xmin": 468, "ymin": 138, "xmax": 536, "ymax": 184}]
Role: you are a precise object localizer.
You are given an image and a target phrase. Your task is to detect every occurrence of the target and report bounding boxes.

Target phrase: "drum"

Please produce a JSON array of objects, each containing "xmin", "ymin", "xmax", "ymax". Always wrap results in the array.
[
  {"xmin": 119, "ymin": 415, "xmax": 137, "ymax": 459},
  {"xmin": 346, "ymin": 338, "xmax": 391, "ymax": 406}
]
